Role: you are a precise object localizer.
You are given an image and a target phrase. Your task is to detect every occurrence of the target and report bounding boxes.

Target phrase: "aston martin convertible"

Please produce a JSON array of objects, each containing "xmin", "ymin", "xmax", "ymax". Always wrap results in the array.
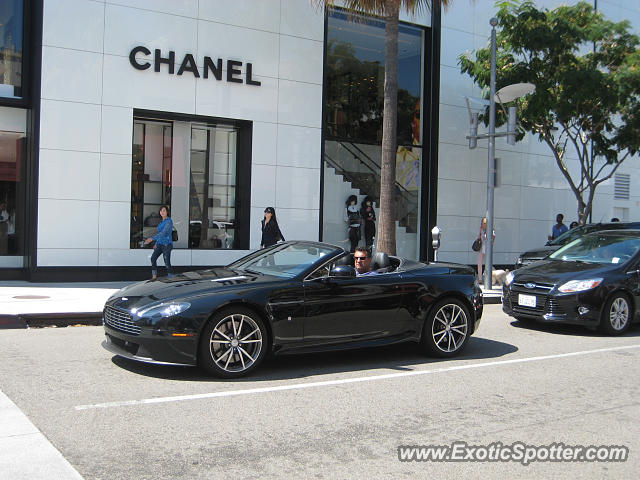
[{"xmin": 102, "ymin": 241, "xmax": 483, "ymax": 378}]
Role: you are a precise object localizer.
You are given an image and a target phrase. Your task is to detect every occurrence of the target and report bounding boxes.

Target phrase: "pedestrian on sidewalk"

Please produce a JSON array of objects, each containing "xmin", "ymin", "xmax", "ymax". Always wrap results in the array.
[
  {"xmin": 144, "ymin": 205, "xmax": 174, "ymax": 280},
  {"xmin": 260, "ymin": 207, "xmax": 285, "ymax": 249},
  {"xmin": 548, "ymin": 213, "xmax": 568, "ymax": 241},
  {"xmin": 476, "ymin": 217, "xmax": 495, "ymax": 282}
]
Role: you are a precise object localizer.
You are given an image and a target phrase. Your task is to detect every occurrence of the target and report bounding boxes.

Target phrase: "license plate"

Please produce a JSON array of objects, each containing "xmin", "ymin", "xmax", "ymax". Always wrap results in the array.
[{"xmin": 518, "ymin": 294, "xmax": 536, "ymax": 307}]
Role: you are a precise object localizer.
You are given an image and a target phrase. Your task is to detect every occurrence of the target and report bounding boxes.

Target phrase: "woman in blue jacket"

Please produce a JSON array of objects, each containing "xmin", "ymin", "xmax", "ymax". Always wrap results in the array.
[{"xmin": 144, "ymin": 205, "xmax": 174, "ymax": 279}]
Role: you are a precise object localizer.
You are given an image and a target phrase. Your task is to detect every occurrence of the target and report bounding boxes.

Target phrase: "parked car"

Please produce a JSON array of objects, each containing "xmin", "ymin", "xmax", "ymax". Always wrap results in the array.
[
  {"xmin": 503, "ymin": 230, "xmax": 640, "ymax": 334},
  {"xmin": 102, "ymin": 240, "xmax": 483, "ymax": 378},
  {"xmin": 515, "ymin": 221, "xmax": 640, "ymax": 268}
]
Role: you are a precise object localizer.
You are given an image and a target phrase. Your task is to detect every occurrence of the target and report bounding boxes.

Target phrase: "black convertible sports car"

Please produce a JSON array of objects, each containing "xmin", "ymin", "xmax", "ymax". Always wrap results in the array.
[
  {"xmin": 102, "ymin": 241, "xmax": 483, "ymax": 377},
  {"xmin": 503, "ymin": 230, "xmax": 640, "ymax": 334}
]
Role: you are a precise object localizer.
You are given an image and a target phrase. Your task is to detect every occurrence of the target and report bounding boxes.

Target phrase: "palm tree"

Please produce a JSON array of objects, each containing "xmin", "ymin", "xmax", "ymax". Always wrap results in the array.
[{"xmin": 314, "ymin": 0, "xmax": 445, "ymax": 255}]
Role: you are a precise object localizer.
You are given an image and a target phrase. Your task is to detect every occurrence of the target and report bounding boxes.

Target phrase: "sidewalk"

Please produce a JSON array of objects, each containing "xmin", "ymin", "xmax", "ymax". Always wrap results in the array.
[
  {"xmin": 0, "ymin": 281, "xmax": 128, "ymax": 329},
  {"xmin": 0, "ymin": 280, "xmax": 502, "ymax": 329}
]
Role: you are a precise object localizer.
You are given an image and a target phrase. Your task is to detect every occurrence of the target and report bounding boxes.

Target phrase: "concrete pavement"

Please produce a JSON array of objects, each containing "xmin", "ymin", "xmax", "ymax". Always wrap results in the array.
[
  {"xmin": 0, "ymin": 277, "xmax": 500, "ymax": 478},
  {"xmin": 1, "ymin": 306, "xmax": 638, "ymax": 479},
  {"xmin": 0, "ymin": 390, "xmax": 83, "ymax": 480}
]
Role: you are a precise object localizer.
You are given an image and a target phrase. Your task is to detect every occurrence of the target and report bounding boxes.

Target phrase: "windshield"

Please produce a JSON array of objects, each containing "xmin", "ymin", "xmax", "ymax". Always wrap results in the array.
[
  {"xmin": 549, "ymin": 233, "xmax": 640, "ymax": 264},
  {"xmin": 549, "ymin": 225, "xmax": 594, "ymax": 246},
  {"xmin": 231, "ymin": 243, "xmax": 337, "ymax": 278}
]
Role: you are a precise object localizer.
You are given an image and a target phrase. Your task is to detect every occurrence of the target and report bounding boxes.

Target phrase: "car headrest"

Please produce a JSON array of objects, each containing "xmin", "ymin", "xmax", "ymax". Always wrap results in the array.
[
  {"xmin": 334, "ymin": 253, "xmax": 353, "ymax": 266},
  {"xmin": 372, "ymin": 252, "xmax": 390, "ymax": 270}
]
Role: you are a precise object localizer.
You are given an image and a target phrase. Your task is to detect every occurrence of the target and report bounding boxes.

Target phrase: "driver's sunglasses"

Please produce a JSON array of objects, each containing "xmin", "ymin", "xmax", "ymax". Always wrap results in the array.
[{"xmin": 354, "ymin": 256, "xmax": 368, "ymax": 261}]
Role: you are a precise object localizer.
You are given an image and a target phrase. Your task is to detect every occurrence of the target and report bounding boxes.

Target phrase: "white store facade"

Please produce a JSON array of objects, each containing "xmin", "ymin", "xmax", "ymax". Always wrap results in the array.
[{"xmin": 0, "ymin": 0, "xmax": 638, "ymax": 281}]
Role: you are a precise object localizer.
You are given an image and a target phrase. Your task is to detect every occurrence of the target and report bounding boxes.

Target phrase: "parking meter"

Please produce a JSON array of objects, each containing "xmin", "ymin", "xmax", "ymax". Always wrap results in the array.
[{"xmin": 431, "ymin": 226, "xmax": 442, "ymax": 261}]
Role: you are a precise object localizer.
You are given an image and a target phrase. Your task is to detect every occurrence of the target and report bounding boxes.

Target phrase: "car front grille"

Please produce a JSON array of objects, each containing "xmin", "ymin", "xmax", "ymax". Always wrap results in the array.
[
  {"xmin": 505, "ymin": 285, "xmax": 564, "ymax": 317},
  {"xmin": 104, "ymin": 306, "xmax": 141, "ymax": 335}
]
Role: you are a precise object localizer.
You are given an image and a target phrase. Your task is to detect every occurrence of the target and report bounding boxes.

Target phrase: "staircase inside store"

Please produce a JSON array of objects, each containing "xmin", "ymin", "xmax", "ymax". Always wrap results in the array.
[{"xmin": 323, "ymin": 140, "xmax": 419, "ymax": 259}]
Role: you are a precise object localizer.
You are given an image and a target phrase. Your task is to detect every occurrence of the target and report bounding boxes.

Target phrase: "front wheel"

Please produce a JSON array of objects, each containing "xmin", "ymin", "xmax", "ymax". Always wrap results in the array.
[
  {"xmin": 600, "ymin": 293, "xmax": 632, "ymax": 336},
  {"xmin": 422, "ymin": 298, "xmax": 471, "ymax": 357},
  {"xmin": 199, "ymin": 307, "xmax": 268, "ymax": 378}
]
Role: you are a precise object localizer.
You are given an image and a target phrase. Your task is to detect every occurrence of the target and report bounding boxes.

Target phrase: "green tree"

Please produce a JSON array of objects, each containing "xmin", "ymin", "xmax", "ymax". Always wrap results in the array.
[
  {"xmin": 314, "ymin": 0, "xmax": 443, "ymax": 255},
  {"xmin": 460, "ymin": 0, "xmax": 640, "ymax": 223}
]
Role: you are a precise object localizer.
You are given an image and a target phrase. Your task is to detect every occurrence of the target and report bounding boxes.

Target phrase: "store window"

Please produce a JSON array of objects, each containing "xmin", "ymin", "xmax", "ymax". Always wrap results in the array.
[
  {"xmin": 0, "ymin": 113, "xmax": 26, "ymax": 265},
  {"xmin": 130, "ymin": 114, "xmax": 249, "ymax": 250},
  {"xmin": 322, "ymin": 8, "xmax": 425, "ymax": 259},
  {"xmin": 189, "ymin": 125, "xmax": 237, "ymax": 249},
  {"xmin": 0, "ymin": 0, "xmax": 24, "ymax": 99}
]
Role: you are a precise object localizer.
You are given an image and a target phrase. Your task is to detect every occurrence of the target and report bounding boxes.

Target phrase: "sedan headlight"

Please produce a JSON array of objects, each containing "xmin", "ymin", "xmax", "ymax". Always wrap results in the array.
[
  {"xmin": 505, "ymin": 271, "xmax": 515, "ymax": 286},
  {"xmin": 557, "ymin": 278, "xmax": 603, "ymax": 293},
  {"xmin": 133, "ymin": 302, "xmax": 191, "ymax": 318}
]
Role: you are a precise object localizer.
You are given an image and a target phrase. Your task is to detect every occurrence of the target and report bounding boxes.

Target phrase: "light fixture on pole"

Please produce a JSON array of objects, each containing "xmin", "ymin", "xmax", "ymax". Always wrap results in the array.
[{"xmin": 465, "ymin": 17, "xmax": 535, "ymax": 289}]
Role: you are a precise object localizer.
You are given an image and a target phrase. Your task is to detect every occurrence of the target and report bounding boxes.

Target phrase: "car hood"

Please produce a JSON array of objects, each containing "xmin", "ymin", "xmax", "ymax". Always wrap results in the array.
[
  {"xmin": 108, "ymin": 267, "xmax": 279, "ymax": 307},
  {"xmin": 514, "ymin": 259, "xmax": 615, "ymax": 286},
  {"xmin": 520, "ymin": 245, "xmax": 559, "ymax": 260}
]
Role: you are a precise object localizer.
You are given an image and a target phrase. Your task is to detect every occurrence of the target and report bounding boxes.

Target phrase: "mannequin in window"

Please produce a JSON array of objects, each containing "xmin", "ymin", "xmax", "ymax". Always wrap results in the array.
[
  {"xmin": 0, "ymin": 202, "xmax": 8, "ymax": 255},
  {"xmin": 360, "ymin": 196, "xmax": 376, "ymax": 248},
  {"xmin": 345, "ymin": 195, "xmax": 361, "ymax": 253}
]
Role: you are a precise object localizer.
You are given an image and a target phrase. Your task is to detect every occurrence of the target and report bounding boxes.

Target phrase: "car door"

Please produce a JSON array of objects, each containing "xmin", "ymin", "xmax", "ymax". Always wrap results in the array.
[
  {"xmin": 623, "ymin": 256, "xmax": 640, "ymax": 317},
  {"xmin": 302, "ymin": 269, "xmax": 409, "ymax": 348}
]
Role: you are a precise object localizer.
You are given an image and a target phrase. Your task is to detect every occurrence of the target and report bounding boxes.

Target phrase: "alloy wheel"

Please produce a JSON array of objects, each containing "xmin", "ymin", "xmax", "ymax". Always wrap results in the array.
[
  {"xmin": 209, "ymin": 314, "xmax": 263, "ymax": 373},
  {"xmin": 431, "ymin": 303, "xmax": 468, "ymax": 353},
  {"xmin": 609, "ymin": 297, "xmax": 629, "ymax": 331}
]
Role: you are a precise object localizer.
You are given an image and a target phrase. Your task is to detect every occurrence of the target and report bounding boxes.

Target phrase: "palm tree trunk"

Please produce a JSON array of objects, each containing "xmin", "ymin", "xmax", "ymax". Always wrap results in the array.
[{"xmin": 376, "ymin": 0, "xmax": 399, "ymax": 255}]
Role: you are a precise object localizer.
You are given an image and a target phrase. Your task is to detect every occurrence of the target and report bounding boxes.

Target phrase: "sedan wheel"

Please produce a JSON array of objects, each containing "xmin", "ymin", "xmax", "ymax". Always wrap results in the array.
[
  {"xmin": 200, "ymin": 308, "xmax": 268, "ymax": 378},
  {"xmin": 600, "ymin": 293, "xmax": 632, "ymax": 336},
  {"xmin": 422, "ymin": 298, "xmax": 471, "ymax": 357}
]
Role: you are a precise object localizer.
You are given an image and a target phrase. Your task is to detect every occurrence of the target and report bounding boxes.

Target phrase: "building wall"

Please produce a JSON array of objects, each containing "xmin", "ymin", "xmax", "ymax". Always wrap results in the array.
[
  {"xmin": 437, "ymin": 0, "xmax": 640, "ymax": 266},
  {"xmin": 34, "ymin": 0, "xmax": 640, "ymax": 270},
  {"xmin": 36, "ymin": 0, "xmax": 324, "ymax": 267}
]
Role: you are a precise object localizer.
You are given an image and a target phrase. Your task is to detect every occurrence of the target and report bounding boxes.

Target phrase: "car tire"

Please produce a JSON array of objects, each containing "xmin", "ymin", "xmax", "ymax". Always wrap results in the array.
[
  {"xmin": 422, "ymin": 298, "xmax": 471, "ymax": 357},
  {"xmin": 600, "ymin": 292, "xmax": 632, "ymax": 336},
  {"xmin": 199, "ymin": 307, "xmax": 268, "ymax": 378}
]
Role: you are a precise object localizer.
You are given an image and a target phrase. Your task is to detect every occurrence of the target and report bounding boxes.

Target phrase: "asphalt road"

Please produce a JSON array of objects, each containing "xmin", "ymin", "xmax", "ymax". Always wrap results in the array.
[{"xmin": 1, "ymin": 305, "xmax": 639, "ymax": 479}]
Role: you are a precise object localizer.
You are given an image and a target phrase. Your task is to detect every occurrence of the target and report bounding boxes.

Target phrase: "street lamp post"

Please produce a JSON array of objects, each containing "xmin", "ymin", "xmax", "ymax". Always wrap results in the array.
[
  {"xmin": 485, "ymin": 17, "xmax": 498, "ymax": 290},
  {"xmin": 465, "ymin": 18, "xmax": 535, "ymax": 290}
]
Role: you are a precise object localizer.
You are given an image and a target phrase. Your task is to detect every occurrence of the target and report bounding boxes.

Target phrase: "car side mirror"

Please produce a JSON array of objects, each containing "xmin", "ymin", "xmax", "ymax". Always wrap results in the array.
[{"xmin": 329, "ymin": 265, "xmax": 356, "ymax": 278}]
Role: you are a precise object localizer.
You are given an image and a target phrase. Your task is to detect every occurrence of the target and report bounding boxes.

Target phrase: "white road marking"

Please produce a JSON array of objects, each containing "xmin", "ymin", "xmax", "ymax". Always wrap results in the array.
[{"xmin": 75, "ymin": 343, "xmax": 640, "ymax": 410}]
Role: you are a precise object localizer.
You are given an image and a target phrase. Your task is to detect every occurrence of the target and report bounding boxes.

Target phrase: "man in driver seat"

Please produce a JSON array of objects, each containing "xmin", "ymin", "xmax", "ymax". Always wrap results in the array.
[
  {"xmin": 353, "ymin": 247, "xmax": 373, "ymax": 275},
  {"xmin": 354, "ymin": 246, "xmax": 393, "ymax": 276}
]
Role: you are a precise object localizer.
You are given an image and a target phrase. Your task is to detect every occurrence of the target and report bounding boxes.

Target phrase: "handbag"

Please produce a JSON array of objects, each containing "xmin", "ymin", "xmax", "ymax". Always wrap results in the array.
[
  {"xmin": 172, "ymin": 228, "xmax": 178, "ymax": 242},
  {"xmin": 472, "ymin": 238, "xmax": 481, "ymax": 252}
]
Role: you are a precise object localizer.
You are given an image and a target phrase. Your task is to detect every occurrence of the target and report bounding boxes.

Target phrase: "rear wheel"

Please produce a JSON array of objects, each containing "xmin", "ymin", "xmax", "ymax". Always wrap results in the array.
[
  {"xmin": 600, "ymin": 293, "xmax": 632, "ymax": 336},
  {"xmin": 199, "ymin": 307, "xmax": 268, "ymax": 378},
  {"xmin": 422, "ymin": 298, "xmax": 471, "ymax": 357}
]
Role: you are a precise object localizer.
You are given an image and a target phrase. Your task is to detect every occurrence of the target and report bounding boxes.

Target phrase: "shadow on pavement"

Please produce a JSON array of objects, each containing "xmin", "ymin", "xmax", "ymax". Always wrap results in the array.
[
  {"xmin": 110, "ymin": 335, "xmax": 518, "ymax": 383},
  {"xmin": 509, "ymin": 319, "xmax": 640, "ymax": 338}
]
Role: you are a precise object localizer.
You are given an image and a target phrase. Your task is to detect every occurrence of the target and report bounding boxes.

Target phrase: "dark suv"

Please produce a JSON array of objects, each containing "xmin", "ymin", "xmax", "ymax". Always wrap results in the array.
[{"xmin": 514, "ymin": 221, "xmax": 640, "ymax": 268}]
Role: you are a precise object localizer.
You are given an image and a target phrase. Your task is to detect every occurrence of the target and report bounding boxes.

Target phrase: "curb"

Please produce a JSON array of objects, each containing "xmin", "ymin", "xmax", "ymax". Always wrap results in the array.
[
  {"xmin": 483, "ymin": 295, "xmax": 502, "ymax": 305},
  {"xmin": 0, "ymin": 312, "xmax": 103, "ymax": 329}
]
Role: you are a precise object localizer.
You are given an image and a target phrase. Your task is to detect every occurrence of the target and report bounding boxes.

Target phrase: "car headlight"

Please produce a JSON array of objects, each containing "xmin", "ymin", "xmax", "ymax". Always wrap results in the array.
[
  {"xmin": 557, "ymin": 278, "xmax": 603, "ymax": 293},
  {"xmin": 516, "ymin": 257, "xmax": 522, "ymax": 265},
  {"xmin": 133, "ymin": 302, "xmax": 191, "ymax": 318},
  {"xmin": 505, "ymin": 271, "xmax": 515, "ymax": 286}
]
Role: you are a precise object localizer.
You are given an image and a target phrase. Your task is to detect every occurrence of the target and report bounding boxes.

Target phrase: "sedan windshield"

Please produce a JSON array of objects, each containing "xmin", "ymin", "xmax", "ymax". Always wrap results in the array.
[
  {"xmin": 548, "ymin": 224, "xmax": 594, "ymax": 246},
  {"xmin": 549, "ymin": 234, "xmax": 640, "ymax": 264},
  {"xmin": 231, "ymin": 243, "xmax": 337, "ymax": 278}
]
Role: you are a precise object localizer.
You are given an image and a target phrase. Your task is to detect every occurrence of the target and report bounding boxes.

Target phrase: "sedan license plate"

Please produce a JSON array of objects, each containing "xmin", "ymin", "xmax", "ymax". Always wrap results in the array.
[{"xmin": 518, "ymin": 294, "xmax": 536, "ymax": 308}]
